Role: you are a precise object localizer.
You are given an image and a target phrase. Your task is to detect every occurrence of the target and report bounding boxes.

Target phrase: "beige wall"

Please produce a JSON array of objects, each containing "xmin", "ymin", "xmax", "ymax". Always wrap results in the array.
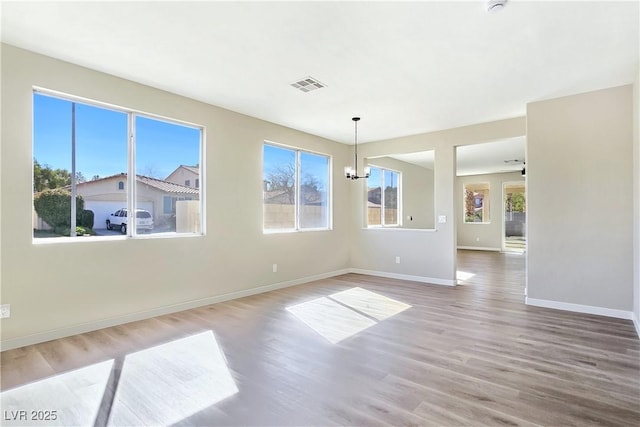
[
  {"xmin": 166, "ymin": 168, "xmax": 199, "ymax": 188},
  {"xmin": 350, "ymin": 117, "xmax": 527, "ymax": 283},
  {"xmin": 0, "ymin": 45, "xmax": 351, "ymax": 346},
  {"xmin": 364, "ymin": 156, "xmax": 435, "ymax": 229},
  {"xmin": 527, "ymin": 85, "xmax": 633, "ymax": 312},
  {"xmin": 3, "ymin": 43, "xmax": 636, "ymax": 348},
  {"xmin": 456, "ymin": 172, "xmax": 524, "ymax": 250}
]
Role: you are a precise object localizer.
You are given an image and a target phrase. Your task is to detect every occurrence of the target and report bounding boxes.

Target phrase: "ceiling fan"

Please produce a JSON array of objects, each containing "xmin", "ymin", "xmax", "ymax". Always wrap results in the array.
[{"xmin": 496, "ymin": 159, "xmax": 525, "ymax": 175}]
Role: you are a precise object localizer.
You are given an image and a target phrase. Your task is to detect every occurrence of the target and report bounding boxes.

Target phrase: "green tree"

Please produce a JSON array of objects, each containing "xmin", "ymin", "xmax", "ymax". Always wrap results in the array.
[
  {"xmin": 33, "ymin": 159, "xmax": 72, "ymax": 192},
  {"xmin": 33, "ymin": 188, "xmax": 84, "ymax": 231},
  {"xmin": 511, "ymin": 192, "xmax": 526, "ymax": 212},
  {"xmin": 465, "ymin": 189, "xmax": 476, "ymax": 221}
]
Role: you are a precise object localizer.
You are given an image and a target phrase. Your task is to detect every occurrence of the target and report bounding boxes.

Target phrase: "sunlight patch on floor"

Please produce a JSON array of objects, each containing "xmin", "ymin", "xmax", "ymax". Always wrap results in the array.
[
  {"xmin": 0, "ymin": 359, "xmax": 114, "ymax": 426},
  {"xmin": 286, "ymin": 296, "xmax": 377, "ymax": 344},
  {"xmin": 330, "ymin": 287, "xmax": 411, "ymax": 321},
  {"xmin": 457, "ymin": 270, "xmax": 476, "ymax": 283},
  {"xmin": 286, "ymin": 287, "xmax": 411, "ymax": 344},
  {"xmin": 107, "ymin": 330, "xmax": 237, "ymax": 426}
]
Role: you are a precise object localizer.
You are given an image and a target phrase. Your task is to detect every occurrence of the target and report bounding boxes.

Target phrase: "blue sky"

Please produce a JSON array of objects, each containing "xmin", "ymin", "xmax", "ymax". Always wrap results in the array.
[
  {"xmin": 33, "ymin": 93, "xmax": 200, "ymax": 180},
  {"xmin": 263, "ymin": 144, "xmax": 329, "ymax": 190}
]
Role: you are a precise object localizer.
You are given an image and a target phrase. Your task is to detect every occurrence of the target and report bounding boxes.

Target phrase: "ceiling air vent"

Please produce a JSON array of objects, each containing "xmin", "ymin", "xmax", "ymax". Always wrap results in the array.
[{"xmin": 290, "ymin": 76, "xmax": 326, "ymax": 93}]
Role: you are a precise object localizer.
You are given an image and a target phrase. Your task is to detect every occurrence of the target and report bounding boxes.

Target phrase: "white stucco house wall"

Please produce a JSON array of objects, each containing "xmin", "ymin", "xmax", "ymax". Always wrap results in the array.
[
  {"xmin": 75, "ymin": 173, "xmax": 199, "ymax": 230},
  {"xmin": 165, "ymin": 165, "xmax": 200, "ymax": 189}
]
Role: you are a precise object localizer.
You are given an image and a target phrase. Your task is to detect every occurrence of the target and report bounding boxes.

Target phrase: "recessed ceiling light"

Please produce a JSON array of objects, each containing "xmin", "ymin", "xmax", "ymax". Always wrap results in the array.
[{"xmin": 290, "ymin": 76, "xmax": 326, "ymax": 93}]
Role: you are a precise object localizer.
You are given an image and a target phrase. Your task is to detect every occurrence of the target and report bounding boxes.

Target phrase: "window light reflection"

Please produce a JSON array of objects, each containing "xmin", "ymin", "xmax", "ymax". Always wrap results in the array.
[
  {"xmin": 107, "ymin": 330, "xmax": 237, "ymax": 426},
  {"xmin": 286, "ymin": 287, "xmax": 411, "ymax": 344},
  {"xmin": 457, "ymin": 270, "xmax": 476, "ymax": 283},
  {"xmin": 330, "ymin": 287, "xmax": 411, "ymax": 321},
  {"xmin": 0, "ymin": 359, "xmax": 114, "ymax": 426}
]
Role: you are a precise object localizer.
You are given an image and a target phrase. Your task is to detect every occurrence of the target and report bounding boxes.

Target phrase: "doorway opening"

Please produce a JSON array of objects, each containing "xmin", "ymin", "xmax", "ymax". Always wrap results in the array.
[{"xmin": 503, "ymin": 181, "xmax": 526, "ymax": 253}]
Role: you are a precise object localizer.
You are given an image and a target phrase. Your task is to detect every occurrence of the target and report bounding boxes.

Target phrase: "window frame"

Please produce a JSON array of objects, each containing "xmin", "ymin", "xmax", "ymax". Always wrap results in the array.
[
  {"xmin": 366, "ymin": 165, "xmax": 402, "ymax": 228},
  {"xmin": 32, "ymin": 87, "xmax": 206, "ymax": 242},
  {"xmin": 262, "ymin": 141, "xmax": 332, "ymax": 234},
  {"xmin": 463, "ymin": 182, "xmax": 490, "ymax": 224}
]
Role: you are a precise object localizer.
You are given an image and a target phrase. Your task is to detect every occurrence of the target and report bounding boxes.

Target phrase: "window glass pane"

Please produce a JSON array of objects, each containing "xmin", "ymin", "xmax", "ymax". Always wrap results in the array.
[
  {"xmin": 135, "ymin": 116, "xmax": 201, "ymax": 234},
  {"xmin": 33, "ymin": 93, "xmax": 127, "ymax": 239},
  {"xmin": 299, "ymin": 152, "xmax": 329, "ymax": 229},
  {"xmin": 263, "ymin": 145, "xmax": 296, "ymax": 230},
  {"xmin": 384, "ymin": 170, "xmax": 399, "ymax": 225},
  {"xmin": 163, "ymin": 196, "xmax": 172, "ymax": 214},
  {"xmin": 464, "ymin": 182, "xmax": 490, "ymax": 223},
  {"xmin": 367, "ymin": 168, "xmax": 382, "ymax": 226}
]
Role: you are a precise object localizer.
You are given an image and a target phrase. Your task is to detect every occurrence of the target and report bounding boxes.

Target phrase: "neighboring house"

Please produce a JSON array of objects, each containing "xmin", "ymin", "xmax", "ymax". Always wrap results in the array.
[
  {"xmin": 74, "ymin": 173, "xmax": 199, "ymax": 229},
  {"xmin": 165, "ymin": 165, "xmax": 200, "ymax": 189}
]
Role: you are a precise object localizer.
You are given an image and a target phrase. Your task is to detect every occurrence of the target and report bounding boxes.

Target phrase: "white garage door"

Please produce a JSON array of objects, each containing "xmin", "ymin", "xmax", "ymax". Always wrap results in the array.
[{"xmin": 85, "ymin": 201, "xmax": 154, "ymax": 229}]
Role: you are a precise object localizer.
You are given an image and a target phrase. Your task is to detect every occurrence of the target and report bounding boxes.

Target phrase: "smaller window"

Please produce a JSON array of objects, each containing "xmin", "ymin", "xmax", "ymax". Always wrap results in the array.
[
  {"xmin": 163, "ymin": 196, "xmax": 173, "ymax": 214},
  {"xmin": 195, "ymin": 178, "xmax": 199, "ymax": 189},
  {"xmin": 367, "ymin": 167, "xmax": 400, "ymax": 227},
  {"xmin": 185, "ymin": 179, "xmax": 191, "ymax": 187},
  {"xmin": 464, "ymin": 182, "xmax": 490, "ymax": 223},
  {"xmin": 118, "ymin": 181, "xmax": 124, "ymax": 190},
  {"xmin": 263, "ymin": 143, "xmax": 330, "ymax": 232}
]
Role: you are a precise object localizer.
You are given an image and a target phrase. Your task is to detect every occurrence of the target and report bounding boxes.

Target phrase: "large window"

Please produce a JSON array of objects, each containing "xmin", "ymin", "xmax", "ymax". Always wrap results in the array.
[
  {"xmin": 463, "ymin": 182, "xmax": 490, "ymax": 223},
  {"xmin": 263, "ymin": 143, "xmax": 330, "ymax": 232},
  {"xmin": 33, "ymin": 90, "xmax": 203, "ymax": 240},
  {"xmin": 367, "ymin": 167, "xmax": 400, "ymax": 227}
]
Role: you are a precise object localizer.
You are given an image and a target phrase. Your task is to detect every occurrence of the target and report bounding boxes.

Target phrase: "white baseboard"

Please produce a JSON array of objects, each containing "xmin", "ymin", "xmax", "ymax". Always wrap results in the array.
[
  {"xmin": 526, "ymin": 297, "xmax": 633, "ymax": 320},
  {"xmin": 348, "ymin": 268, "xmax": 456, "ymax": 286},
  {"xmin": 457, "ymin": 246, "xmax": 501, "ymax": 252},
  {"xmin": 633, "ymin": 313, "xmax": 640, "ymax": 339},
  {"xmin": 0, "ymin": 269, "xmax": 350, "ymax": 352}
]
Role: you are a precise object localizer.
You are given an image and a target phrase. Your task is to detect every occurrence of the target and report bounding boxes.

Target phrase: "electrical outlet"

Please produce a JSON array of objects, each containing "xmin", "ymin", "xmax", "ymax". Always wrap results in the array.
[
  {"xmin": 272, "ymin": 264, "xmax": 278, "ymax": 273},
  {"xmin": 395, "ymin": 256, "xmax": 400, "ymax": 264},
  {"xmin": 1, "ymin": 304, "xmax": 10, "ymax": 319}
]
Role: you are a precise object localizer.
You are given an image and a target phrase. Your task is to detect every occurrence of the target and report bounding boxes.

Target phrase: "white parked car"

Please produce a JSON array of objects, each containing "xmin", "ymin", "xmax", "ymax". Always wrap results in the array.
[{"xmin": 106, "ymin": 208, "xmax": 153, "ymax": 234}]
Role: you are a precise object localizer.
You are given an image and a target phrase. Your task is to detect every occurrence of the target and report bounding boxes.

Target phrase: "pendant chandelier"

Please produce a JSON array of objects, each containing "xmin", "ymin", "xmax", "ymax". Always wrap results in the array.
[{"xmin": 344, "ymin": 117, "xmax": 370, "ymax": 180}]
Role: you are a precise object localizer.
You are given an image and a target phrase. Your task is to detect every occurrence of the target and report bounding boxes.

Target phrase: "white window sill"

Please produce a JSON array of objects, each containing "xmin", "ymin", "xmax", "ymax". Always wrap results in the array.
[
  {"xmin": 32, "ymin": 232, "xmax": 204, "ymax": 244},
  {"xmin": 363, "ymin": 227, "xmax": 437, "ymax": 232}
]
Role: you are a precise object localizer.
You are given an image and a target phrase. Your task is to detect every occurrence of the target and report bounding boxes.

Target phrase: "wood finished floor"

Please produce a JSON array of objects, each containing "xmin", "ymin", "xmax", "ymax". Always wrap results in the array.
[{"xmin": 1, "ymin": 250, "xmax": 639, "ymax": 426}]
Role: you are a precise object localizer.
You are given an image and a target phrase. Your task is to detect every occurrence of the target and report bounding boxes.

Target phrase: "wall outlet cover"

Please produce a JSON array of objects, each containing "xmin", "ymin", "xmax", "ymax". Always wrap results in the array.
[{"xmin": 0, "ymin": 304, "xmax": 10, "ymax": 319}]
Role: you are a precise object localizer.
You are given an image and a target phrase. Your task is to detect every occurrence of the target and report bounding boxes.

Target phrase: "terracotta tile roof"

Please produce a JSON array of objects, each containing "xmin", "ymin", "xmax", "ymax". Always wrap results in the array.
[
  {"xmin": 137, "ymin": 175, "xmax": 199, "ymax": 194},
  {"xmin": 77, "ymin": 173, "xmax": 199, "ymax": 195}
]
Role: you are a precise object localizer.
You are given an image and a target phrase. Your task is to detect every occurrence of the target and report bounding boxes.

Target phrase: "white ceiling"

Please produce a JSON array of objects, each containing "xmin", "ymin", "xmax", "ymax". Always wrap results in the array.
[
  {"xmin": 456, "ymin": 137, "xmax": 526, "ymax": 176},
  {"xmin": 1, "ymin": 1, "xmax": 638, "ymax": 147},
  {"xmin": 389, "ymin": 151, "xmax": 436, "ymax": 170},
  {"xmin": 379, "ymin": 136, "xmax": 525, "ymax": 176}
]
